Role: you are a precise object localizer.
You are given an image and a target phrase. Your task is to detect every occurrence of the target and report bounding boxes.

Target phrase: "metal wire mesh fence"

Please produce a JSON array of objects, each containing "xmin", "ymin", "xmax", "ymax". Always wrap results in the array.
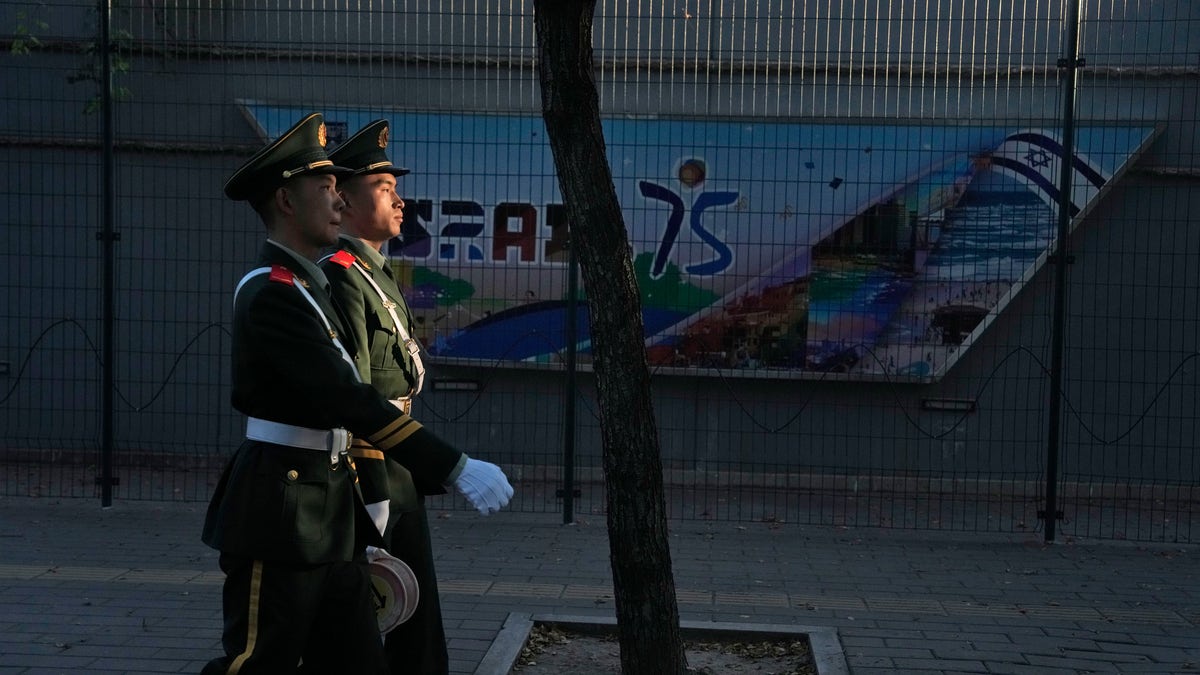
[{"xmin": 1, "ymin": 1, "xmax": 1196, "ymax": 543}]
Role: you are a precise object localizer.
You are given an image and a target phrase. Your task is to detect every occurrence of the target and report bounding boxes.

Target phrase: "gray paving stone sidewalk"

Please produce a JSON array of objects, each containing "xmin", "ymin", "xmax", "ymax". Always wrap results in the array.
[{"xmin": 0, "ymin": 496, "xmax": 1196, "ymax": 674}]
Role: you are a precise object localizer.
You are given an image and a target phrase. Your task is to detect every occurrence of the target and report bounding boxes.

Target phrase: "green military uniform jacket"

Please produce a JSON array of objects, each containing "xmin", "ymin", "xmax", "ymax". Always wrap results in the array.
[
  {"xmin": 322, "ymin": 235, "xmax": 437, "ymax": 512},
  {"xmin": 202, "ymin": 240, "xmax": 464, "ymax": 564}
]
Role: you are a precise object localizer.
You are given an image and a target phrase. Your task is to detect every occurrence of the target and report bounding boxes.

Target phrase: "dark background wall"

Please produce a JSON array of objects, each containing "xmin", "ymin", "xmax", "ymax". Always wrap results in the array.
[{"xmin": 1, "ymin": 1, "xmax": 1196, "ymax": 539}]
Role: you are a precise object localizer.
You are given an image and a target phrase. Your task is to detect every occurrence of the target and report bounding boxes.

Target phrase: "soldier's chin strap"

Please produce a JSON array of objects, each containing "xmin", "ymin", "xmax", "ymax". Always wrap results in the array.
[{"xmin": 347, "ymin": 261, "xmax": 426, "ymax": 396}]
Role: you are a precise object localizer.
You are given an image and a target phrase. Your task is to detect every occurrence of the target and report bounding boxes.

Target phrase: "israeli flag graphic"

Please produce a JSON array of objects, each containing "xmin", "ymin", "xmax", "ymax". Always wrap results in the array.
[{"xmin": 987, "ymin": 129, "xmax": 1110, "ymax": 218}]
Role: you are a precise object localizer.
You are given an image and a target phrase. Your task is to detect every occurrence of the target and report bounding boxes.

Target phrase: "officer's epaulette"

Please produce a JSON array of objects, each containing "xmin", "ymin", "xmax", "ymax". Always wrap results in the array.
[
  {"xmin": 328, "ymin": 249, "xmax": 356, "ymax": 269},
  {"xmin": 268, "ymin": 265, "xmax": 295, "ymax": 285}
]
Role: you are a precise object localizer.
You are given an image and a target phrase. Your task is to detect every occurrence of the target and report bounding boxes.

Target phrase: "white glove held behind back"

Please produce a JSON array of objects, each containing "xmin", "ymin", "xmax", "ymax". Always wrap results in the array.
[{"xmin": 453, "ymin": 457, "xmax": 514, "ymax": 515}]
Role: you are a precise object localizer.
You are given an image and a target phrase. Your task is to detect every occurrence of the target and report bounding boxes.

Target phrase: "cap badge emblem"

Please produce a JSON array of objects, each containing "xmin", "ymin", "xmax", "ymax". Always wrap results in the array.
[
  {"xmin": 378, "ymin": 127, "xmax": 389, "ymax": 148},
  {"xmin": 318, "ymin": 123, "xmax": 327, "ymax": 147}
]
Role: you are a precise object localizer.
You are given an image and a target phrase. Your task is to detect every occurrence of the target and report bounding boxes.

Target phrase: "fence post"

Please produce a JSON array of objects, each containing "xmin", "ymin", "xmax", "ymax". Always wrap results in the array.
[
  {"xmin": 561, "ymin": 234, "xmax": 579, "ymax": 524},
  {"xmin": 1043, "ymin": 0, "xmax": 1084, "ymax": 543},
  {"xmin": 97, "ymin": 0, "xmax": 118, "ymax": 507}
]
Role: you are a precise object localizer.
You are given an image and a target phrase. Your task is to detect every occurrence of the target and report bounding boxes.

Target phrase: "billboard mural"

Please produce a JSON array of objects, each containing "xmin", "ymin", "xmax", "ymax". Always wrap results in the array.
[{"xmin": 241, "ymin": 103, "xmax": 1157, "ymax": 380}]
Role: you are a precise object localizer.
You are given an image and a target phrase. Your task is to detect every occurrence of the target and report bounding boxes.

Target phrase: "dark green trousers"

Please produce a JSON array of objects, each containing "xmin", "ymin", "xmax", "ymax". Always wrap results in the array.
[
  {"xmin": 203, "ymin": 553, "xmax": 387, "ymax": 675},
  {"xmin": 383, "ymin": 499, "xmax": 449, "ymax": 675}
]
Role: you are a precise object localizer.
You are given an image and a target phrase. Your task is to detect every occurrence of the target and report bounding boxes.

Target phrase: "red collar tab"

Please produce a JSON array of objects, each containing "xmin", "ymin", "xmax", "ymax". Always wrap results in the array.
[
  {"xmin": 268, "ymin": 265, "xmax": 295, "ymax": 285},
  {"xmin": 329, "ymin": 249, "xmax": 356, "ymax": 269}
]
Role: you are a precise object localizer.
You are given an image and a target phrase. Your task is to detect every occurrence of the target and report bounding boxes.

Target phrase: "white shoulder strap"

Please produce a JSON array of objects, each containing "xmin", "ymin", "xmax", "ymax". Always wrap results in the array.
[
  {"xmin": 235, "ymin": 267, "xmax": 360, "ymax": 382},
  {"xmin": 235, "ymin": 266, "xmax": 271, "ymax": 301},
  {"xmin": 349, "ymin": 261, "xmax": 425, "ymax": 396}
]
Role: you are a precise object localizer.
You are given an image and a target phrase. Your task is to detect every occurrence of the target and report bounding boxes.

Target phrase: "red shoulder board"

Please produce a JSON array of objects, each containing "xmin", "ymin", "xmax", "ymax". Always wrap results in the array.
[
  {"xmin": 329, "ymin": 249, "xmax": 356, "ymax": 269},
  {"xmin": 268, "ymin": 265, "xmax": 295, "ymax": 285}
]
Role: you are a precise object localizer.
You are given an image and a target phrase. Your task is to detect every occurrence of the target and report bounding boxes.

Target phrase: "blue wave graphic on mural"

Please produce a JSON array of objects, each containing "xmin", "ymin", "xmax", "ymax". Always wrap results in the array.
[{"xmin": 429, "ymin": 300, "xmax": 687, "ymax": 361}]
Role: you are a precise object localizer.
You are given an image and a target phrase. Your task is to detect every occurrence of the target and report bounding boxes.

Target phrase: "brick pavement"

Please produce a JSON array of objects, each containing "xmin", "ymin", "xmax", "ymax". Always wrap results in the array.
[{"xmin": 0, "ymin": 496, "xmax": 1196, "ymax": 674}]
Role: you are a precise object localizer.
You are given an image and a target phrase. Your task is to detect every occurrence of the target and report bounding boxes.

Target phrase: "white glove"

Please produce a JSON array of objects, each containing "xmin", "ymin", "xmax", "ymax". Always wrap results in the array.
[
  {"xmin": 365, "ymin": 500, "xmax": 389, "ymax": 536},
  {"xmin": 453, "ymin": 457, "xmax": 514, "ymax": 515}
]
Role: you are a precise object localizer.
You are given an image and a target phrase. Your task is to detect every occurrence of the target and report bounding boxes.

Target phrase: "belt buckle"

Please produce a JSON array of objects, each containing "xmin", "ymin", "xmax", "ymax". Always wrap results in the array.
[
  {"xmin": 329, "ymin": 429, "xmax": 351, "ymax": 469},
  {"xmin": 404, "ymin": 339, "xmax": 420, "ymax": 357}
]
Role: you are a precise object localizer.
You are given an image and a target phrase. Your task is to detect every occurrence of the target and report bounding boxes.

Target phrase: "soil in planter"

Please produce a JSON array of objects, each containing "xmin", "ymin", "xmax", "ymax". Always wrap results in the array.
[{"xmin": 513, "ymin": 624, "xmax": 817, "ymax": 674}]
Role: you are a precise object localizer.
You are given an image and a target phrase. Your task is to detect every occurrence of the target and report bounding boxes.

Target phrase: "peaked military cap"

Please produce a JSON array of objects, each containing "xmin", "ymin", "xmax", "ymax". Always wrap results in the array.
[
  {"xmin": 224, "ymin": 112, "xmax": 352, "ymax": 201},
  {"xmin": 328, "ymin": 119, "xmax": 410, "ymax": 177}
]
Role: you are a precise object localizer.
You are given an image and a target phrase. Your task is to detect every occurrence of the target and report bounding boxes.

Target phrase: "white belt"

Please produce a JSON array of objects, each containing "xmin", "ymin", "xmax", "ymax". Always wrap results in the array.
[
  {"xmin": 246, "ymin": 417, "xmax": 351, "ymax": 465},
  {"xmin": 390, "ymin": 398, "xmax": 412, "ymax": 415}
]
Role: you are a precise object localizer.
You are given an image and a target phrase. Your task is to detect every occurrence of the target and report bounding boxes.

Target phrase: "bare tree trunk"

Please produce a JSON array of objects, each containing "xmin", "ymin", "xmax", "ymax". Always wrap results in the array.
[{"xmin": 532, "ymin": 2, "xmax": 689, "ymax": 674}]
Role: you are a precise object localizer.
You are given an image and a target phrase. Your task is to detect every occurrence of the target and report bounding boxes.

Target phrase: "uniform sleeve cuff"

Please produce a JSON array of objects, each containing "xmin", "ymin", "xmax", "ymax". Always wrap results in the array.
[{"xmin": 444, "ymin": 453, "xmax": 469, "ymax": 484}]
